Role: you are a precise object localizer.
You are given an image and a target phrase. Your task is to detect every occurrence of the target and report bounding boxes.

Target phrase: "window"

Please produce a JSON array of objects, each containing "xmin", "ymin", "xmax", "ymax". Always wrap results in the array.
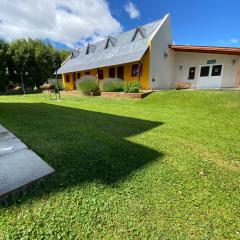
[
  {"xmin": 86, "ymin": 47, "xmax": 90, "ymax": 55},
  {"xmin": 200, "ymin": 66, "xmax": 210, "ymax": 77},
  {"xmin": 98, "ymin": 69, "xmax": 104, "ymax": 80},
  {"xmin": 132, "ymin": 27, "xmax": 146, "ymax": 41},
  {"xmin": 132, "ymin": 64, "xmax": 142, "ymax": 77},
  {"xmin": 72, "ymin": 73, "xmax": 76, "ymax": 81},
  {"xmin": 72, "ymin": 73, "xmax": 76, "ymax": 89},
  {"xmin": 65, "ymin": 74, "xmax": 70, "ymax": 82},
  {"xmin": 207, "ymin": 59, "xmax": 216, "ymax": 64},
  {"xmin": 77, "ymin": 72, "xmax": 81, "ymax": 79},
  {"xmin": 86, "ymin": 44, "xmax": 96, "ymax": 55},
  {"xmin": 117, "ymin": 66, "xmax": 124, "ymax": 80},
  {"xmin": 85, "ymin": 71, "xmax": 90, "ymax": 75},
  {"xmin": 105, "ymin": 38, "xmax": 115, "ymax": 49},
  {"xmin": 211, "ymin": 65, "xmax": 222, "ymax": 76},
  {"xmin": 188, "ymin": 67, "xmax": 196, "ymax": 80},
  {"xmin": 109, "ymin": 67, "xmax": 115, "ymax": 78}
]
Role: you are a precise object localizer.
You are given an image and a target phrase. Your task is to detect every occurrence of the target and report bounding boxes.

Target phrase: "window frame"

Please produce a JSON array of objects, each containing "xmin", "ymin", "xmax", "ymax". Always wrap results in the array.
[
  {"xmin": 200, "ymin": 66, "xmax": 210, "ymax": 77},
  {"xmin": 109, "ymin": 67, "xmax": 115, "ymax": 78},
  {"xmin": 72, "ymin": 73, "xmax": 76, "ymax": 81},
  {"xmin": 65, "ymin": 74, "xmax": 70, "ymax": 83},
  {"xmin": 117, "ymin": 66, "xmax": 124, "ymax": 80},
  {"xmin": 131, "ymin": 63, "xmax": 142, "ymax": 77},
  {"xmin": 211, "ymin": 65, "xmax": 222, "ymax": 77},
  {"xmin": 98, "ymin": 69, "xmax": 104, "ymax": 80},
  {"xmin": 188, "ymin": 67, "xmax": 196, "ymax": 80}
]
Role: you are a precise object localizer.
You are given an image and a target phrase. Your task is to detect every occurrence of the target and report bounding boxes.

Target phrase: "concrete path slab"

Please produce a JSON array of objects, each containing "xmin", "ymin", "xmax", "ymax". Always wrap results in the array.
[
  {"xmin": 0, "ymin": 130, "xmax": 16, "ymax": 142},
  {"xmin": 0, "ymin": 138, "xmax": 27, "ymax": 156},
  {"xmin": 0, "ymin": 124, "xmax": 54, "ymax": 200},
  {"xmin": 0, "ymin": 149, "xmax": 54, "ymax": 197},
  {"xmin": 0, "ymin": 125, "xmax": 7, "ymax": 132}
]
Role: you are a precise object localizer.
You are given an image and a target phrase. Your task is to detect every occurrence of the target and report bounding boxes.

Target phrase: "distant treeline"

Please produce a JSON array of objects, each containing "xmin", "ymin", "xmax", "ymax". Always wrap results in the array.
[{"xmin": 0, "ymin": 39, "xmax": 70, "ymax": 91}]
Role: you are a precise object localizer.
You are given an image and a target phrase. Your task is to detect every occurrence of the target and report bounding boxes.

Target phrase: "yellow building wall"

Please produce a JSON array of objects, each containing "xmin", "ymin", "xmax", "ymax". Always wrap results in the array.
[
  {"xmin": 62, "ymin": 49, "xmax": 150, "ymax": 90},
  {"xmin": 62, "ymin": 72, "xmax": 75, "ymax": 91}
]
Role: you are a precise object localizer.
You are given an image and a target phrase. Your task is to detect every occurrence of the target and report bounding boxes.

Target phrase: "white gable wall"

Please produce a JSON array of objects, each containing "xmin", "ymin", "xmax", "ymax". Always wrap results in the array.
[
  {"xmin": 149, "ymin": 14, "xmax": 175, "ymax": 89},
  {"xmin": 173, "ymin": 52, "xmax": 240, "ymax": 88}
]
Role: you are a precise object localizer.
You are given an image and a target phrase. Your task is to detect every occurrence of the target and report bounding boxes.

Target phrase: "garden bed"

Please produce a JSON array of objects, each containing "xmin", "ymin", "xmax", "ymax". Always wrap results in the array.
[{"xmin": 101, "ymin": 91, "xmax": 152, "ymax": 99}]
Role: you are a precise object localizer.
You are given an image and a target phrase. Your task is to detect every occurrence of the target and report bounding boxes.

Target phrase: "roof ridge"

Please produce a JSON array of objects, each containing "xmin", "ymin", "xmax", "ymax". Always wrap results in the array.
[{"xmin": 77, "ymin": 18, "xmax": 162, "ymax": 50}]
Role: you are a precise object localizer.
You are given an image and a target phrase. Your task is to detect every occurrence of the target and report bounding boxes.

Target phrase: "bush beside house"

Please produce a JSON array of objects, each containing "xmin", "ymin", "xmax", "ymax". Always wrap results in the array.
[
  {"xmin": 102, "ymin": 78, "xmax": 124, "ymax": 92},
  {"xmin": 77, "ymin": 75, "xmax": 99, "ymax": 95},
  {"xmin": 124, "ymin": 81, "xmax": 141, "ymax": 93}
]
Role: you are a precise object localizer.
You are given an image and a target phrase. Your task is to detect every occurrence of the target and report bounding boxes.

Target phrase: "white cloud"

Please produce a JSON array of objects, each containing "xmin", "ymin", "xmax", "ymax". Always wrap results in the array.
[
  {"xmin": 230, "ymin": 38, "xmax": 239, "ymax": 44},
  {"xmin": 218, "ymin": 38, "xmax": 240, "ymax": 46},
  {"xmin": 0, "ymin": 0, "xmax": 122, "ymax": 47},
  {"xmin": 125, "ymin": 1, "xmax": 140, "ymax": 19}
]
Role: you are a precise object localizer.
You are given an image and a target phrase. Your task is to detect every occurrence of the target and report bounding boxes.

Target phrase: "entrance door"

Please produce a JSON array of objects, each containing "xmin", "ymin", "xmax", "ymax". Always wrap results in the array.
[
  {"xmin": 117, "ymin": 66, "xmax": 124, "ymax": 80},
  {"xmin": 210, "ymin": 65, "xmax": 223, "ymax": 88},
  {"xmin": 198, "ymin": 65, "xmax": 210, "ymax": 89},
  {"xmin": 197, "ymin": 64, "xmax": 223, "ymax": 89}
]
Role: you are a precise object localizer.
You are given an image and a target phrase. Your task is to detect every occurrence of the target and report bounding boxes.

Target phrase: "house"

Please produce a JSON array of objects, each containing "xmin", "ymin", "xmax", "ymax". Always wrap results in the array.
[{"xmin": 57, "ymin": 14, "xmax": 240, "ymax": 90}]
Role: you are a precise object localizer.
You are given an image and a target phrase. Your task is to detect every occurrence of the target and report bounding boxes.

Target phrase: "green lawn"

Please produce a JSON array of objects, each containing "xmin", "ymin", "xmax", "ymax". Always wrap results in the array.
[{"xmin": 0, "ymin": 91, "xmax": 239, "ymax": 239}]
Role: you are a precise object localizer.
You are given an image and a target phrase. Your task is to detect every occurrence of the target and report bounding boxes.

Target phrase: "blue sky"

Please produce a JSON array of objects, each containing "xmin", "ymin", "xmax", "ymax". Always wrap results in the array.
[
  {"xmin": 109, "ymin": 0, "xmax": 240, "ymax": 47},
  {"xmin": 1, "ymin": 0, "xmax": 240, "ymax": 49}
]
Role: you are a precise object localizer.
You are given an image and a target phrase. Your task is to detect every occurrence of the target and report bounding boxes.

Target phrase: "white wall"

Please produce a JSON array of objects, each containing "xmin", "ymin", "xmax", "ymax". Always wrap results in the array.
[
  {"xmin": 149, "ymin": 14, "xmax": 175, "ymax": 89},
  {"xmin": 173, "ymin": 52, "xmax": 240, "ymax": 88}
]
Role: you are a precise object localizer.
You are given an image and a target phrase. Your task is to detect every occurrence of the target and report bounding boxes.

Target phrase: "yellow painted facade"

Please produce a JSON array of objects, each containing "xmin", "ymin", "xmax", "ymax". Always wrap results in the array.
[{"xmin": 62, "ymin": 49, "xmax": 150, "ymax": 91}]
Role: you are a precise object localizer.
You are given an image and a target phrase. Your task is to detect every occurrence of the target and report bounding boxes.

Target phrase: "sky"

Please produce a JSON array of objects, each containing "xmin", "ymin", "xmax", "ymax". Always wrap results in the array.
[{"xmin": 0, "ymin": 0, "xmax": 240, "ymax": 49}]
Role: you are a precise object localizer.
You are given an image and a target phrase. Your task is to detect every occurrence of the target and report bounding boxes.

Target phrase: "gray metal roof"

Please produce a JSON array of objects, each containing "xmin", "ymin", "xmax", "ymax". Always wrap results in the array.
[{"xmin": 57, "ymin": 19, "xmax": 162, "ymax": 74}]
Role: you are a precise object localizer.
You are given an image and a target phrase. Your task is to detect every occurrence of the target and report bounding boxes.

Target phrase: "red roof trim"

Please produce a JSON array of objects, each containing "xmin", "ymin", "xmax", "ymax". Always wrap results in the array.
[{"xmin": 169, "ymin": 45, "xmax": 240, "ymax": 55}]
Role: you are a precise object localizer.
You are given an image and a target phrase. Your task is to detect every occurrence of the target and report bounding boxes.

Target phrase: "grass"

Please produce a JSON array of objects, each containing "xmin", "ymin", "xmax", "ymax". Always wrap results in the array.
[{"xmin": 0, "ymin": 91, "xmax": 239, "ymax": 239}]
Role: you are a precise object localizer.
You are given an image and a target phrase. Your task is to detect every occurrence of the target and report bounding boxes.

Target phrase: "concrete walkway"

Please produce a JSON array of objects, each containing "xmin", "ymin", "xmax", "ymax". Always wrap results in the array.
[{"xmin": 0, "ymin": 124, "xmax": 54, "ymax": 200}]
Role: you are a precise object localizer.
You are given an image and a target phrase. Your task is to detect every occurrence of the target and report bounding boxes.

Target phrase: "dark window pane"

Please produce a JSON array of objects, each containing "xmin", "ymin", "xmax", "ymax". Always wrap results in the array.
[
  {"xmin": 85, "ymin": 71, "xmax": 90, "ymax": 75},
  {"xmin": 65, "ymin": 74, "xmax": 70, "ymax": 82},
  {"xmin": 77, "ymin": 72, "xmax": 81, "ymax": 79},
  {"xmin": 188, "ymin": 67, "xmax": 196, "ymax": 80},
  {"xmin": 207, "ymin": 59, "xmax": 216, "ymax": 64},
  {"xmin": 109, "ymin": 67, "xmax": 115, "ymax": 78},
  {"xmin": 200, "ymin": 66, "xmax": 210, "ymax": 77},
  {"xmin": 72, "ymin": 73, "xmax": 76, "ymax": 81},
  {"xmin": 98, "ymin": 69, "xmax": 104, "ymax": 80},
  {"xmin": 211, "ymin": 65, "xmax": 222, "ymax": 76},
  {"xmin": 117, "ymin": 66, "xmax": 124, "ymax": 80},
  {"xmin": 73, "ymin": 73, "xmax": 77, "ymax": 89},
  {"xmin": 132, "ymin": 64, "xmax": 142, "ymax": 77}
]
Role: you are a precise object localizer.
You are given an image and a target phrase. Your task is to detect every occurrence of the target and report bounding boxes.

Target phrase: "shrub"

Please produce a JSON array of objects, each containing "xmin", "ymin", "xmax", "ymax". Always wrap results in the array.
[
  {"xmin": 102, "ymin": 78, "xmax": 124, "ymax": 92},
  {"xmin": 124, "ymin": 81, "xmax": 141, "ymax": 93},
  {"xmin": 57, "ymin": 80, "xmax": 65, "ymax": 91},
  {"xmin": 77, "ymin": 75, "xmax": 99, "ymax": 95}
]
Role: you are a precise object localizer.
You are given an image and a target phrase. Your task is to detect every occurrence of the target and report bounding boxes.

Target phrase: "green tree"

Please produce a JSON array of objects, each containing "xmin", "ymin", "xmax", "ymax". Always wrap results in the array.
[
  {"xmin": 0, "ymin": 40, "xmax": 9, "ymax": 91},
  {"xmin": 9, "ymin": 39, "xmax": 58, "ymax": 88},
  {"xmin": 0, "ymin": 38, "xmax": 70, "ymax": 91},
  {"xmin": 59, "ymin": 49, "xmax": 70, "ymax": 64}
]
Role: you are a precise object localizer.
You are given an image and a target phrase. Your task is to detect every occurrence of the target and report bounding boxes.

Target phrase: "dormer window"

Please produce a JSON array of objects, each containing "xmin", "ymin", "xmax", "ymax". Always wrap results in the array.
[
  {"xmin": 86, "ymin": 44, "xmax": 96, "ymax": 55},
  {"xmin": 132, "ymin": 27, "xmax": 146, "ymax": 41},
  {"xmin": 71, "ymin": 49, "xmax": 80, "ymax": 59},
  {"xmin": 105, "ymin": 36, "xmax": 117, "ymax": 49}
]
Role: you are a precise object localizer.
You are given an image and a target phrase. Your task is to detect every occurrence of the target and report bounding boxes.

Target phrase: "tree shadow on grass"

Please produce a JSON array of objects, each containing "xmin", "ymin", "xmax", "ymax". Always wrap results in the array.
[{"xmin": 0, "ymin": 102, "xmax": 164, "ymax": 203}]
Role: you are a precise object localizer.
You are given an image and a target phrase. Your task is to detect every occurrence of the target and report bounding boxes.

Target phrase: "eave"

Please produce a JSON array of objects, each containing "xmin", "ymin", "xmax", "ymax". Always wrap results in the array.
[{"xmin": 170, "ymin": 45, "xmax": 240, "ymax": 56}]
